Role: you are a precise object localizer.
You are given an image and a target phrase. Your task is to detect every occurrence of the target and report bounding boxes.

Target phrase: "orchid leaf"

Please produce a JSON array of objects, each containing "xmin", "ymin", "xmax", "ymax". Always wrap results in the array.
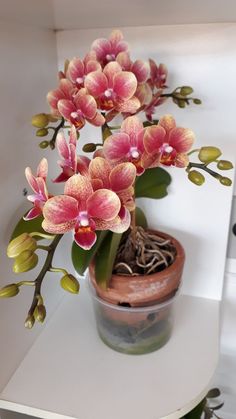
[
  {"xmin": 135, "ymin": 167, "xmax": 171, "ymax": 199},
  {"xmin": 72, "ymin": 231, "xmax": 108, "ymax": 276},
  {"xmin": 135, "ymin": 207, "xmax": 148, "ymax": 229},
  {"xmin": 95, "ymin": 232, "xmax": 122, "ymax": 289},
  {"xmin": 10, "ymin": 215, "xmax": 50, "ymax": 241}
]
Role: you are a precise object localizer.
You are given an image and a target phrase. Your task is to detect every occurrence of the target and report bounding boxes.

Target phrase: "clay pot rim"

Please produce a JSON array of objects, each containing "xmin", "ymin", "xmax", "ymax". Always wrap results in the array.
[
  {"xmin": 87, "ymin": 272, "xmax": 179, "ymax": 312},
  {"xmin": 90, "ymin": 229, "xmax": 185, "ymax": 285}
]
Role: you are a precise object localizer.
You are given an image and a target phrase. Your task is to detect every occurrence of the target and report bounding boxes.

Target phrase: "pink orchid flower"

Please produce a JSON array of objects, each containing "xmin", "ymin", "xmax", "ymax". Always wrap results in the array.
[
  {"xmin": 116, "ymin": 52, "xmax": 149, "ymax": 84},
  {"xmin": 144, "ymin": 115, "xmax": 195, "ymax": 167},
  {"xmin": 24, "ymin": 158, "xmax": 49, "ymax": 220},
  {"xmin": 148, "ymin": 59, "xmax": 168, "ymax": 89},
  {"xmin": 57, "ymin": 89, "xmax": 105, "ymax": 130},
  {"xmin": 91, "ymin": 30, "xmax": 128, "ymax": 67},
  {"xmin": 103, "ymin": 116, "xmax": 159, "ymax": 175},
  {"xmin": 84, "ymin": 62, "xmax": 140, "ymax": 114},
  {"xmin": 47, "ymin": 79, "xmax": 77, "ymax": 117},
  {"xmin": 89, "ymin": 157, "xmax": 137, "ymax": 232},
  {"xmin": 42, "ymin": 175, "xmax": 125, "ymax": 250},
  {"xmin": 53, "ymin": 125, "xmax": 90, "ymax": 182},
  {"xmin": 66, "ymin": 53, "xmax": 101, "ymax": 89}
]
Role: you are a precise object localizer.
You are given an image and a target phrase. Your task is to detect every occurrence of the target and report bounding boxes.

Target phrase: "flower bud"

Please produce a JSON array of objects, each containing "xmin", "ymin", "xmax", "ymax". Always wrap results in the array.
[
  {"xmin": 60, "ymin": 274, "xmax": 80, "ymax": 294},
  {"xmin": 31, "ymin": 113, "xmax": 49, "ymax": 128},
  {"xmin": 39, "ymin": 140, "xmax": 49, "ymax": 149},
  {"xmin": 13, "ymin": 250, "xmax": 38, "ymax": 273},
  {"xmin": 83, "ymin": 143, "xmax": 96, "ymax": 153},
  {"xmin": 219, "ymin": 176, "xmax": 232, "ymax": 186},
  {"xmin": 198, "ymin": 146, "xmax": 222, "ymax": 163},
  {"xmin": 7, "ymin": 233, "xmax": 37, "ymax": 258},
  {"xmin": 36, "ymin": 128, "xmax": 48, "ymax": 137},
  {"xmin": 0, "ymin": 283, "xmax": 19, "ymax": 298},
  {"xmin": 193, "ymin": 98, "xmax": 202, "ymax": 105},
  {"xmin": 188, "ymin": 170, "xmax": 205, "ymax": 186},
  {"xmin": 25, "ymin": 314, "xmax": 35, "ymax": 329},
  {"xmin": 217, "ymin": 160, "xmax": 233, "ymax": 170},
  {"xmin": 46, "ymin": 114, "xmax": 58, "ymax": 123},
  {"xmin": 34, "ymin": 305, "xmax": 46, "ymax": 323},
  {"xmin": 180, "ymin": 86, "xmax": 193, "ymax": 96},
  {"xmin": 177, "ymin": 99, "xmax": 186, "ymax": 108}
]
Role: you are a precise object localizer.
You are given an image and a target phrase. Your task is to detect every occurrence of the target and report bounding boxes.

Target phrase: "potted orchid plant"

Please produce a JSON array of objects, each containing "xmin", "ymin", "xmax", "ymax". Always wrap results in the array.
[{"xmin": 0, "ymin": 30, "xmax": 233, "ymax": 355}]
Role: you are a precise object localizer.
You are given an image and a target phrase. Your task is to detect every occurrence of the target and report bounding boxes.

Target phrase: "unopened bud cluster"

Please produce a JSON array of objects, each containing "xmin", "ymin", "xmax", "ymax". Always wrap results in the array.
[
  {"xmin": 172, "ymin": 86, "xmax": 201, "ymax": 109},
  {"xmin": 31, "ymin": 113, "xmax": 59, "ymax": 149},
  {"xmin": 7, "ymin": 233, "xmax": 38, "ymax": 273}
]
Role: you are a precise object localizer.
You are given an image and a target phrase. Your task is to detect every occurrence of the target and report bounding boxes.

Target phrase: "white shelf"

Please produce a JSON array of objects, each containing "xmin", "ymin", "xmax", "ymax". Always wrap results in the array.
[{"xmin": 0, "ymin": 283, "xmax": 220, "ymax": 419}]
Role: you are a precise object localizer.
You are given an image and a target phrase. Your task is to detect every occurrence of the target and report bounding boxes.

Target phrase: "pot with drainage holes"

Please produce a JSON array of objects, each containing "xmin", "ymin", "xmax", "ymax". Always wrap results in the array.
[{"xmin": 88, "ymin": 230, "xmax": 185, "ymax": 355}]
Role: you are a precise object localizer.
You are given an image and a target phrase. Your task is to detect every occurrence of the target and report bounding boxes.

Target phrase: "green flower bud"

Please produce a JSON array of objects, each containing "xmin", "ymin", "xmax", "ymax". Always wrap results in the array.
[
  {"xmin": 13, "ymin": 250, "xmax": 38, "ymax": 273},
  {"xmin": 177, "ymin": 99, "xmax": 186, "ymax": 108},
  {"xmin": 0, "ymin": 283, "xmax": 19, "ymax": 298},
  {"xmin": 217, "ymin": 160, "xmax": 233, "ymax": 170},
  {"xmin": 36, "ymin": 128, "xmax": 48, "ymax": 137},
  {"xmin": 180, "ymin": 86, "xmax": 193, "ymax": 96},
  {"xmin": 25, "ymin": 315, "xmax": 35, "ymax": 329},
  {"xmin": 188, "ymin": 170, "xmax": 205, "ymax": 186},
  {"xmin": 39, "ymin": 140, "xmax": 49, "ymax": 149},
  {"xmin": 31, "ymin": 113, "xmax": 49, "ymax": 128},
  {"xmin": 7, "ymin": 233, "xmax": 37, "ymax": 258},
  {"xmin": 46, "ymin": 114, "xmax": 58, "ymax": 123},
  {"xmin": 219, "ymin": 176, "xmax": 232, "ymax": 186},
  {"xmin": 198, "ymin": 146, "xmax": 222, "ymax": 163},
  {"xmin": 34, "ymin": 304, "xmax": 46, "ymax": 323},
  {"xmin": 60, "ymin": 274, "xmax": 80, "ymax": 294},
  {"xmin": 83, "ymin": 143, "xmax": 97, "ymax": 153},
  {"xmin": 193, "ymin": 98, "xmax": 202, "ymax": 105}
]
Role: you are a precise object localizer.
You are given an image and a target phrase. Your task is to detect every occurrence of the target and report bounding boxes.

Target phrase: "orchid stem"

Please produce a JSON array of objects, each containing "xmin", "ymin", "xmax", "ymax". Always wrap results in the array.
[
  {"xmin": 37, "ymin": 245, "xmax": 50, "ymax": 251},
  {"xmin": 29, "ymin": 232, "xmax": 55, "ymax": 240},
  {"xmin": 27, "ymin": 235, "xmax": 63, "ymax": 319},
  {"xmin": 18, "ymin": 280, "xmax": 35, "ymax": 287},
  {"xmin": 49, "ymin": 267, "xmax": 68, "ymax": 276},
  {"xmin": 187, "ymin": 148, "xmax": 200, "ymax": 156}
]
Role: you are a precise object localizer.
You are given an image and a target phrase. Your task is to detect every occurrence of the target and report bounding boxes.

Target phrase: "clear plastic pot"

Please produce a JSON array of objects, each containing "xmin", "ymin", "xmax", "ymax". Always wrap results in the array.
[{"xmin": 88, "ymin": 275, "xmax": 177, "ymax": 355}]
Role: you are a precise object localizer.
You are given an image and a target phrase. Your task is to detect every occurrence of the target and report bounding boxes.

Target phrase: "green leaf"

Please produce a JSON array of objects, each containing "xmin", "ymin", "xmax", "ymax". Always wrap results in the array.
[
  {"xmin": 10, "ymin": 215, "xmax": 50, "ymax": 241},
  {"xmin": 183, "ymin": 398, "xmax": 207, "ymax": 419},
  {"xmin": 95, "ymin": 232, "xmax": 122, "ymax": 289},
  {"xmin": 135, "ymin": 207, "xmax": 148, "ymax": 229},
  {"xmin": 206, "ymin": 388, "xmax": 221, "ymax": 399},
  {"xmin": 135, "ymin": 167, "xmax": 171, "ymax": 199},
  {"xmin": 71, "ymin": 231, "xmax": 108, "ymax": 276}
]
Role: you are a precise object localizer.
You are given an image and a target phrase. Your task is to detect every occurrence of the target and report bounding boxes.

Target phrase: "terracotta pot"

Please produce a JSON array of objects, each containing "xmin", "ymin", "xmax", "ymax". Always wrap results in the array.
[{"xmin": 89, "ymin": 230, "xmax": 185, "ymax": 308}]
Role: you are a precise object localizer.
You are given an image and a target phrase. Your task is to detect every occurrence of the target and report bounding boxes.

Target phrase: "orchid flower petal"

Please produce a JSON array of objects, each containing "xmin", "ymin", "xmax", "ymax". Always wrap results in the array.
[
  {"xmin": 37, "ymin": 158, "xmax": 48, "ymax": 179},
  {"xmin": 69, "ymin": 125, "xmax": 77, "ymax": 147},
  {"xmin": 57, "ymin": 99, "xmax": 76, "ymax": 120},
  {"xmin": 56, "ymin": 132, "xmax": 69, "ymax": 159},
  {"xmin": 89, "ymin": 157, "xmax": 111, "ymax": 189},
  {"xmin": 43, "ymin": 195, "xmax": 78, "ymax": 225},
  {"xmin": 116, "ymin": 51, "xmax": 131, "ymax": 70},
  {"xmin": 109, "ymin": 207, "xmax": 131, "ymax": 233},
  {"xmin": 121, "ymin": 116, "xmax": 143, "ymax": 141},
  {"xmin": 169, "ymin": 127, "xmax": 195, "ymax": 153},
  {"xmin": 66, "ymin": 58, "xmax": 84, "ymax": 83},
  {"xmin": 23, "ymin": 207, "xmax": 42, "ymax": 221},
  {"xmin": 132, "ymin": 60, "xmax": 149, "ymax": 83},
  {"xmin": 84, "ymin": 71, "xmax": 108, "ymax": 97},
  {"xmin": 116, "ymin": 97, "xmax": 140, "ymax": 113},
  {"xmin": 64, "ymin": 174, "xmax": 93, "ymax": 203},
  {"xmin": 91, "ymin": 38, "xmax": 110, "ymax": 61},
  {"xmin": 109, "ymin": 162, "xmax": 136, "ymax": 192},
  {"xmin": 103, "ymin": 62, "xmax": 122, "ymax": 85},
  {"xmin": 42, "ymin": 219, "xmax": 76, "ymax": 234},
  {"xmin": 143, "ymin": 125, "xmax": 166, "ymax": 154},
  {"xmin": 174, "ymin": 153, "xmax": 190, "ymax": 168},
  {"xmin": 75, "ymin": 94, "xmax": 97, "ymax": 120},
  {"xmin": 103, "ymin": 132, "xmax": 131, "ymax": 161},
  {"xmin": 87, "ymin": 189, "xmax": 120, "ymax": 221},
  {"xmin": 88, "ymin": 112, "xmax": 106, "ymax": 126},
  {"xmin": 159, "ymin": 115, "xmax": 176, "ymax": 132},
  {"xmin": 25, "ymin": 167, "xmax": 39, "ymax": 193},
  {"xmin": 113, "ymin": 71, "xmax": 137, "ymax": 100}
]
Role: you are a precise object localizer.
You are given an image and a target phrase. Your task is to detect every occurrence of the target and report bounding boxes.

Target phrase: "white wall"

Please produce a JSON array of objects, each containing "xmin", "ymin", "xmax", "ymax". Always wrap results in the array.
[
  {"xmin": 56, "ymin": 24, "xmax": 235, "ymax": 300},
  {"xmin": 0, "ymin": 21, "xmax": 65, "ymax": 395}
]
